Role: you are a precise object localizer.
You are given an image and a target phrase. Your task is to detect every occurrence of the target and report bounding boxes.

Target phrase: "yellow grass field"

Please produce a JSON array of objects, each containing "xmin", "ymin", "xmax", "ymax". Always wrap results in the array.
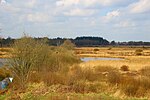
[
  {"xmin": 75, "ymin": 47, "xmax": 150, "ymax": 71},
  {"xmin": 0, "ymin": 48, "xmax": 11, "ymax": 58},
  {"xmin": 1, "ymin": 46, "xmax": 150, "ymax": 99}
]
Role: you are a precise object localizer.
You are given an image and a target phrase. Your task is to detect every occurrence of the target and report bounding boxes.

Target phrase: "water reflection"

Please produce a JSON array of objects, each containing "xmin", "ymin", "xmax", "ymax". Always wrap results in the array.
[{"xmin": 80, "ymin": 57, "xmax": 124, "ymax": 62}]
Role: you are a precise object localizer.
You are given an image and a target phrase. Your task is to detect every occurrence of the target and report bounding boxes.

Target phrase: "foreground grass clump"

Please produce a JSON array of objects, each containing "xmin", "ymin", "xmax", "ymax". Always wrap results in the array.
[
  {"xmin": 0, "ymin": 67, "xmax": 10, "ymax": 81},
  {"xmin": 7, "ymin": 37, "xmax": 80, "ymax": 89},
  {"xmin": 1, "ymin": 82, "xmax": 148, "ymax": 100}
]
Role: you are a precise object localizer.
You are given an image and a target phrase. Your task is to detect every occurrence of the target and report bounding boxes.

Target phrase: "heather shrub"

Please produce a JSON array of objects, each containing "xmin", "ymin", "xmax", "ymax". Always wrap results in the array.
[
  {"xmin": 94, "ymin": 48, "xmax": 99, "ymax": 51},
  {"xmin": 120, "ymin": 65, "xmax": 129, "ymax": 71}
]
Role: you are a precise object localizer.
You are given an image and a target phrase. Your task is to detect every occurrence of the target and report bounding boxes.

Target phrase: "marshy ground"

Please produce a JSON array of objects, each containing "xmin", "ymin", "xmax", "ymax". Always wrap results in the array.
[
  {"xmin": 76, "ymin": 47, "xmax": 150, "ymax": 70},
  {"xmin": 0, "ymin": 46, "xmax": 150, "ymax": 100}
]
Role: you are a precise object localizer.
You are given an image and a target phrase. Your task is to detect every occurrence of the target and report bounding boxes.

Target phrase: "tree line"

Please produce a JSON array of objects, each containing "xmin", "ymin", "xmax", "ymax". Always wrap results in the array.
[{"xmin": 1, "ymin": 36, "xmax": 150, "ymax": 47}]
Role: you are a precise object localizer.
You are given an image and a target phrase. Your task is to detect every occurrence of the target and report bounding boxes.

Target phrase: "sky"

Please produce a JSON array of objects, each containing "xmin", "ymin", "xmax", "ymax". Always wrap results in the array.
[{"xmin": 0, "ymin": 0, "xmax": 150, "ymax": 41}]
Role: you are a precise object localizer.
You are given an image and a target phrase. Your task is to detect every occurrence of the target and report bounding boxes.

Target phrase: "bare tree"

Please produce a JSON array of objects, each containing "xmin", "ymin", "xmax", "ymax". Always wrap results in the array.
[{"xmin": 8, "ymin": 36, "xmax": 49, "ymax": 89}]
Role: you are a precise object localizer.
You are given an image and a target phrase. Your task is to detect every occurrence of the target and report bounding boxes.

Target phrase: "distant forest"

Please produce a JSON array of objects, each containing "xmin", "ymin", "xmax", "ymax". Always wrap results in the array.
[{"xmin": 1, "ymin": 36, "xmax": 150, "ymax": 47}]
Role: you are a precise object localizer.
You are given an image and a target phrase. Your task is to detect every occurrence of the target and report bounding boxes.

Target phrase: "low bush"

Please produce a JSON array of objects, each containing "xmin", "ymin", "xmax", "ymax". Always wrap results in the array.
[
  {"xmin": 68, "ymin": 65, "xmax": 97, "ymax": 83},
  {"xmin": 71, "ymin": 81, "xmax": 103, "ymax": 93},
  {"xmin": 135, "ymin": 52, "xmax": 142, "ymax": 56},
  {"xmin": 107, "ymin": 71, "xmax": 122, "ymax": 85},
  {"xmin": 94, "ymin": 48, "xmax": 99, "ymax": 51},
  {"xmin": 135, "ymin": 49, "xmax": 143, "ymax": 56},
  {"xmin": 71, "ymin": 80, "xmax": 87, "ymax": 93},
  {"xmin": 120, "ymin": 65, "xmax": 129, "ymax": 71},
  {"xmin": 108, "ymin": 47, "xmax": 112, "ymax": 50}
]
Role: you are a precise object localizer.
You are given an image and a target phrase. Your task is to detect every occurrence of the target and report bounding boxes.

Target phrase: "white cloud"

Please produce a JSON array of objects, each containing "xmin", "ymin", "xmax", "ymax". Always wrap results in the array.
[
  {"xmin": 107, "ymin": 10, "xmax": 120, "ymax": 17},
  {"xmin": 64, "ymin": 8, "xmax": 96, "ymax": 16},
  {"xmin": 0, "ymin": 0, "xmax": 6, "ymax": 4},
  {"xmin": 56, "ymin": 0, "xmax": 79, "ymax": 7},
  {"xmin": 0, "ymin": 3, "xmax": 20, "ymax": 13},
  {"xmin": 98, "ymin": 0, "xmax": 121, "ymax": 6},
  {"xmin": 129, "ymin": 0, "xmax": 150, "ymax": 13},
  {"xmin": 27, "ymin": 13, "xmax": 50, "ymax": 23},
  {"xmin": 103, "ymin": 9, "xmax": 120, "ymax": 22},
  {"xmin": 56, "ymin": 0, "xmax": 134, "ymax": 8},
  {"xmin": 26, "ymin": 0, "xmax": 37, "ymax": 8}
]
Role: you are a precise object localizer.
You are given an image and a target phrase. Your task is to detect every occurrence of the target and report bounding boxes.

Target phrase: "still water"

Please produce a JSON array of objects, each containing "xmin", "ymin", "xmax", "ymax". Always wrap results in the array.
[
  {"xmin": 0, "ymin": 57, "xmax": 124, "ymax": 67},
  {"xmin": 80, "ymin": 57, "xmax": 124, "ymax": 62}
]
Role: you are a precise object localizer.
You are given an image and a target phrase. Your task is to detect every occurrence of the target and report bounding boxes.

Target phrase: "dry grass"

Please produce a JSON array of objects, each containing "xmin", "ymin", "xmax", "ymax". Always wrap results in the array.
[
  {"xmin": 1, "ymin": 46, "xmax": 150, "ymax": 99},
  {"xmin": 75, "ymin": 47, "xmax": 150, "ymax": 57},
  {"xmin": 0, "ymin": 48, "xmax": 12, "ymax": 58},
  {"xmin": 76, "ymin": 47, "xmax": 150, "ymax": 71}
]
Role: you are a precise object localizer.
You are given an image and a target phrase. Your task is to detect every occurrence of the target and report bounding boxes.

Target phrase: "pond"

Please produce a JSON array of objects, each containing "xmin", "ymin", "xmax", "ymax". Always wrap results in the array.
[{"xmin": 80, "ymin": 57, "xmax": 124, "ymax": 62}]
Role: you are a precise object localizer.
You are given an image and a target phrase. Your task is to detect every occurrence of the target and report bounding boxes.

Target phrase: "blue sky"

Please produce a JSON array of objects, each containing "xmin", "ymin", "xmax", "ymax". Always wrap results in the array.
[{"xmin": 0, "ymin": 0, "xmax": 150, "ymax": 41}]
